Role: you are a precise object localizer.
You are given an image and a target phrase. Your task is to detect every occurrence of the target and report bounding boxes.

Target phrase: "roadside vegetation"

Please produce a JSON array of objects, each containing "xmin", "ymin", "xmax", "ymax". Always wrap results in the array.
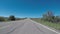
[
  {"xmin": 0, "ymin": 16, "xmax": 6, "ymax": 22},
  {"xmin": 0, "ymin": 15, "xmax": 22, "ymax": 22},
  {"xmin": 31, "ymin": 11, "xmax": 60, "ymax": 30},
  {"xmin": 0, "ymin": 15, "xmax": 27, "ymax": 22}
]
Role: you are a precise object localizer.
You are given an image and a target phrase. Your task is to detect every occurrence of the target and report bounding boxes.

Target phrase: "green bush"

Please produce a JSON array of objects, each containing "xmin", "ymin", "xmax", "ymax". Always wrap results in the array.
[{"xmin": 0, "ymin": 17, "xmax": 5, "ymax": 22}]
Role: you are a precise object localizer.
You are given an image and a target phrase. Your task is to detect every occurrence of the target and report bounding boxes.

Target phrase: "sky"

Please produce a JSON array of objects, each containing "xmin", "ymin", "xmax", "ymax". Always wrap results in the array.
[{"xmin": 0, "ymin": 0, "xmax": 60, "ymax": 18}]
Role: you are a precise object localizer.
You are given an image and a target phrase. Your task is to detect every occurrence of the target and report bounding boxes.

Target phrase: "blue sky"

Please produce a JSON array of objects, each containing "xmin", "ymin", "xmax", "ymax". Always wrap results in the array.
[{"xmin": 0, "ymin": 0, "xmax": 60, "ymax": 18}]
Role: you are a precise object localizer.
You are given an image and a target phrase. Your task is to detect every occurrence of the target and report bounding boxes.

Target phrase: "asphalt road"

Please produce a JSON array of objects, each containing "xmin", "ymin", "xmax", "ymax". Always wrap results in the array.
[{"xmin": 0, "ymin": 19, "xmax": 60, "ymax": 34}]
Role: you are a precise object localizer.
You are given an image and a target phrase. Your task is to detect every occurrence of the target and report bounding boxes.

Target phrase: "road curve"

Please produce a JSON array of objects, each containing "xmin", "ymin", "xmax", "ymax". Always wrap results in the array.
[{"xmin": 0, "ymin": 19, "xmax": 59, "ymax": 34}]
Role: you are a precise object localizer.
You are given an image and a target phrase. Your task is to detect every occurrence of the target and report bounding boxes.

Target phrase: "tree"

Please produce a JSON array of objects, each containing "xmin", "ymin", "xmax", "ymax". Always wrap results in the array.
[
  {"xmin": 42, "ymin": 10, "xmax": 55, "ymax": 22},
  {"xmin": 47, "ymin": 11, "xmax": 54, "ymax": 17},
  {"xmin": 9, "ymin": 15, "xmax": 15, "ymax": 21}
]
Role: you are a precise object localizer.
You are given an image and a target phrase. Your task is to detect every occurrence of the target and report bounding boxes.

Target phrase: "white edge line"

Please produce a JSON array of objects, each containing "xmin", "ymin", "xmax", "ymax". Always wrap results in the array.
[{"xmin": 30, "ymin": 19, "xmax": 60, "ymax": 34}]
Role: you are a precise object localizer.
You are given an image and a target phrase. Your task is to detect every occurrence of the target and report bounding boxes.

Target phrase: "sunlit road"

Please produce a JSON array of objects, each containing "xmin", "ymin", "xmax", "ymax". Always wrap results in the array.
[{"xmin": 0, "ymin": 19, "xmax": 59, "ymax": 34}]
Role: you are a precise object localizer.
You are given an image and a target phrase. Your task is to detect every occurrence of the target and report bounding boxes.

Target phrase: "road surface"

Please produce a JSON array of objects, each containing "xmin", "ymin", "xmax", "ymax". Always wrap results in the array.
[{"xmin": 0, "ymin": 19, "xmax": 60, "ymax": 34}]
